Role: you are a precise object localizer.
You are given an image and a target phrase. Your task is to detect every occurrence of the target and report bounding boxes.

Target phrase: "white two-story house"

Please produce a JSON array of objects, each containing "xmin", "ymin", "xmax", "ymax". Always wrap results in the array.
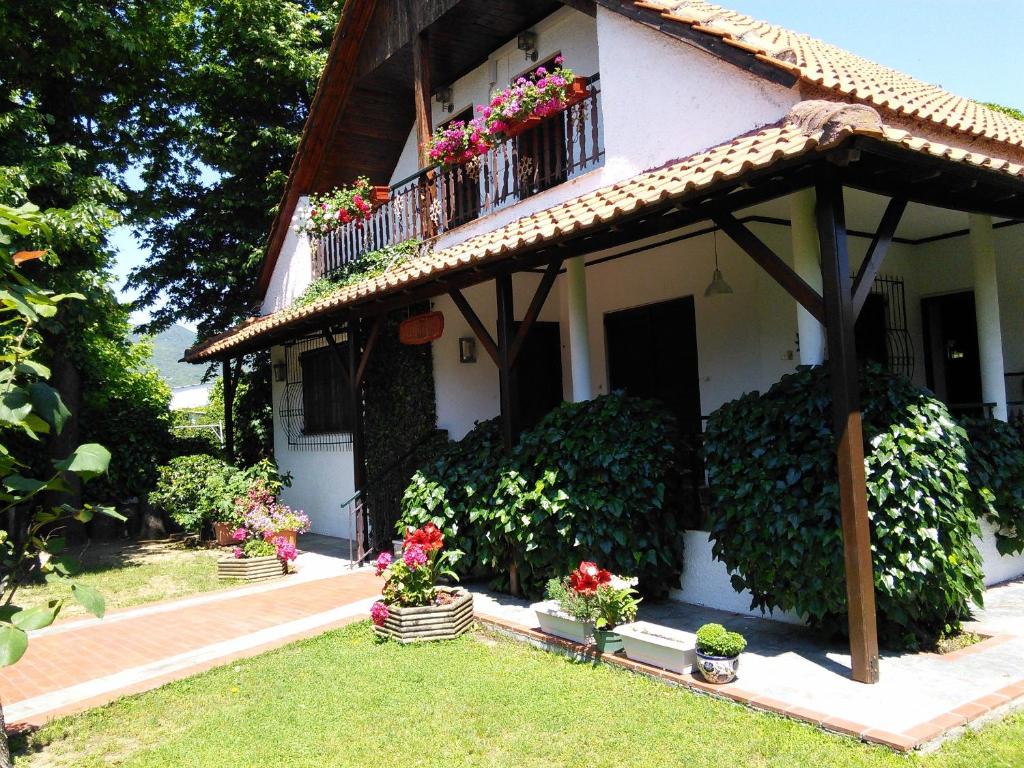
[{"xmin": 186, "ymin": 0, "xmax": 1024, "ymax": 683}]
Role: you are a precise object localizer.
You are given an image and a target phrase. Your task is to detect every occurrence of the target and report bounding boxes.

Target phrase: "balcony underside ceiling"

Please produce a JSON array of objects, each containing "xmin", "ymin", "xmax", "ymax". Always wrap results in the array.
[{"xmin": 312, "ymin": 0, "xmax": 565, "ymax": 193}]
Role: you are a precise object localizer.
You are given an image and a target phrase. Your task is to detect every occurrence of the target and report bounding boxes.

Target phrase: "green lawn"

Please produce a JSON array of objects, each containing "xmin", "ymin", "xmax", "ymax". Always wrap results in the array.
[
  {"xmin": 16, "ymin": 539, "xmax": 234, "ymax": 618},
  {"xmin": 14, "ymin": 623, "xmax": 1023, "ymax": 767}
]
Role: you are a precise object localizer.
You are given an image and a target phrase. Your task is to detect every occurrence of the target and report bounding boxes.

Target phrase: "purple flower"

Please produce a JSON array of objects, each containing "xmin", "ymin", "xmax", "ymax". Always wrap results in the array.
[
  {"xmin": 403, "ymin": 544, "xmax": 428, "ymax": 568},
  {"xmin": 231, "ymin": 527, "xmax": 248, "ymax": 542},
  {"xmin": 370, "ymin": 601, "xmax": 390, "ymax": 627},
  {"xmin": 375, "ymin": 551, "xmax": 393, "ymax": 576}
]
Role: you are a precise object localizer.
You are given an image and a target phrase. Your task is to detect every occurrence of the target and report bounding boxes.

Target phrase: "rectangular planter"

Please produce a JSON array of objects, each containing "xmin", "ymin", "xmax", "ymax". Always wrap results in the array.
[
  {"xmin": 616, "ymin": 621, "xmax": 697, "ymax": 674},
  {"xmin": 533, "ymin": 600, "xmax": 593, "ymax": 644},
  {"xmin": 217, "ymin": 555, "xmax": 286, "ymax": 582},
  {"xmin": 370, "ymin": 185, "xmax": 390, "ymax": 206},
  {"xmin": 505, "ymin": 114, "xmax": 543, "ymax": 138},
  {"xmin": 374, "ymin": 589, "xmax": 473, "ymax": 644}
]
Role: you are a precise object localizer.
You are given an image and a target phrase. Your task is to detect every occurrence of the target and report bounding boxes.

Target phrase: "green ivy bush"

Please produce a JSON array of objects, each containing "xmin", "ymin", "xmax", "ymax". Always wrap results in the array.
[
  {"xmin": 961, "ymin": 416, "xmax": 1024, "ymax": 556},
  {"xmin": 291, "ymin": 239, "xmax": 421, "ymax": 309},
  {"xmin": 148, "ymin": 455, "xmax": 289, "ymax": 535},
  {"xmin": 705, "ymin": 365, "xmax": 984, "ymax": 649},
  {"xmin": 400, "ymin": 394, "xmax": 683, "ymax": 597}
]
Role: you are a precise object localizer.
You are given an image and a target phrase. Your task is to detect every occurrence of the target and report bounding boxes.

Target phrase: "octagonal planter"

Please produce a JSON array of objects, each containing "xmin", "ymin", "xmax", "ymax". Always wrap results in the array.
[
  {"xmin": 217, "ymin": 555, "xmax": 286, "ymax": 582},
  {"xmin": 374, "ymin": 588, "xmax": 473, "ymax": 643}
]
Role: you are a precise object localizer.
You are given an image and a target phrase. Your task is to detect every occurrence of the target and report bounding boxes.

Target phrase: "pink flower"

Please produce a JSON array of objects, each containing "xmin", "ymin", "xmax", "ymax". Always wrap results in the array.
[
  {"xmin": 273, "ymin": 537, "xmax": 298, "ymax": 562},
  {"xmin": 375, "ymin": 551, "xmax": 393, "ymax": 576},
  {"xmin": 403, "ymin": 544, "xmax": 428, "ymax": 568},
  {"xmin": 231, "ymin": 527, "xmax": 247, "ymax": 542},
  {"xmin": 535, "ymin": 67, "xmax": 547, "ymax": 77},
  {"xmin": 554, "ymin": 55, "xmax": 565, "ymax": 66},
  {"xmin": 370, "ymin": 601, "xmax": 390, "ymax": 627},
  {"xmin": 232, "ymin": 547, "xmax": 243, "ymax": 559}
]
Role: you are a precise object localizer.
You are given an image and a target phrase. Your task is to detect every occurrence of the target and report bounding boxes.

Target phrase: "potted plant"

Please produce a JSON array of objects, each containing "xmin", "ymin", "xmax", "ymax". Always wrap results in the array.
[
  {"xmin": 616, "ymin": 622, "xmax": 697, "ymax": 674},
  {"xmin": 233, "ymin": 483, "xmax": 310, "ymax": 548},
  {"xmin": 371, "ymin": 523, "xmax": 470, "ymax": 643},
  {"xmin": 300, "ymin": 177, "xmax": 380, "ymax": 239},
  {"xmin": 534, "ymin": 561, "xmax": 640, "ymax": 652},
  {"xmin": 425, "ymin": 118, "xmax": 491, "ymax": 169},
  {"xmin": 694, "ymin": 623, "xmax": 747, "ymax": 684},
  {"xmin": 481, "ymin": 56, "xmax": 581, "ymax": 139},
  {"xmin": 217, "ymin": 527, "xmax": 298, "ymax": 582}
]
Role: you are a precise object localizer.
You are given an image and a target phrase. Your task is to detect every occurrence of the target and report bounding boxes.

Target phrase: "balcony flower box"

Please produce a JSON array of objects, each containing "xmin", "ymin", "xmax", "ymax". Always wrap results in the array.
[
  {"xmin": 504, "ymin": 114, "xmax": 543, "ymax": 139},
  {"xmin": 217, "ymin": 554, "xmax": 286, "ymax": 582},
  {"xmin": 373, "ymin": 587, "xmax": 473, "ymax": 643},
  {"xmin": 616, "ymin": 622, "xmax": 697, "ymax": 674},
  {"xmin": 564, "ymin": 76, "xmax": 590, "ymax": 107},
  {"xmin": 369, "ymin": 185, "xmax": 390, "ymax": 206}
]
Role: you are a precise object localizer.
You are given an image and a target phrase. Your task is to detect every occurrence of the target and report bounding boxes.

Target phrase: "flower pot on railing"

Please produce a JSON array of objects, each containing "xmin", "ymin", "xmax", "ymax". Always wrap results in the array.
[
  {"xmin": 504, "ymin": 113, "xmax": 544, "ymax": 139},
  {"xmin": 370, "ymin": 185, "xmax": 390, "ymax": 206},
  {"xmin": 564, "ymin": 76, "xmax": 590, "ymax": 107}
]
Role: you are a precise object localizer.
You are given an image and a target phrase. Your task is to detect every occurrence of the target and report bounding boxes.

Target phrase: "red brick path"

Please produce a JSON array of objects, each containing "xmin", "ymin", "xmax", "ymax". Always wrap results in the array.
[{"xmin": 0, "ymin": 571, "xmax": 380, "ymax": 727}]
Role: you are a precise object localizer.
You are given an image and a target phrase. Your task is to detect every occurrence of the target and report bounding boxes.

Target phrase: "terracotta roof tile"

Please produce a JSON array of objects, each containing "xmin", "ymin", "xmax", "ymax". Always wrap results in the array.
[
  {"xmin": 185, "ymin": 102, "xmax": 1024, "ymax": 362},
  {"xmin": 639, "ymin": 1, "xmax": 1024, "ymax": 149}
]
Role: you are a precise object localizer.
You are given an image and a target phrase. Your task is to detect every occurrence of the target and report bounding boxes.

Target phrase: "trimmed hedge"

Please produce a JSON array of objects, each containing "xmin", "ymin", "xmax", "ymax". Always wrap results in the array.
[
  {"xmin": 705, "ymin": 365, "xmax": 985, "ymax": 649},
  {"xmin": 400, "ymin": 393, "xmax": 683, "ymax": 597}
]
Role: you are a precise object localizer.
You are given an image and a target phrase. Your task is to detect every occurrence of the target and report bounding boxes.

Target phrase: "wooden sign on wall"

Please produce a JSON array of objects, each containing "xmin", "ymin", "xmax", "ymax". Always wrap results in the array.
[{"xmin": 399, "ymin": 311, "xmax": 444, "ymax": 345}]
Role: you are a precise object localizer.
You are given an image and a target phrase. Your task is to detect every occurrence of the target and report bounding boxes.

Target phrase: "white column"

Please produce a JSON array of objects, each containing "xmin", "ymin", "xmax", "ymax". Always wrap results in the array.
[
  {"xmin": 970, "ymin": 214, "xmax": 1008, "ymax": 421},
  {"xmin": 566, "ymin": 256, "xmax": 593, "ymax": 402},
  {"xmin": 790, "ymin": 189, "xmax": 826, "ymax": 365}
]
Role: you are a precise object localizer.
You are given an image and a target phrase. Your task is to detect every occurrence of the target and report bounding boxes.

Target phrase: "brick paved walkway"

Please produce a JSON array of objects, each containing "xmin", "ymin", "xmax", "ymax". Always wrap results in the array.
[{"xmin": 0, "ymin": 570, "xmax": 380, "ymax": 727}]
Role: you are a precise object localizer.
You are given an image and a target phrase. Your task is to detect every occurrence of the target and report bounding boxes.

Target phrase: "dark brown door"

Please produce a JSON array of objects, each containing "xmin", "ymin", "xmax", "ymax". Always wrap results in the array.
[
  {"xmin": 513, "ymin": 321, "xmax": 563, "ymax": 428},
  {"xmin": 514, "ymin": 56, "xmax": 569, "ymax": 199},
  {"xmin": 604, "ymin": 297, "xmax": 702, "ymax": 434},
  {"xmin": 922, "ymin": 291, "xmax": 982, "ymax": 412},
  {"xmin": 440, "ymin": 107, "xmax": 481, "ymax": 229},
  {"xmin": 854, "ymin": 292, "xmax": 889, "ymax": 369}
]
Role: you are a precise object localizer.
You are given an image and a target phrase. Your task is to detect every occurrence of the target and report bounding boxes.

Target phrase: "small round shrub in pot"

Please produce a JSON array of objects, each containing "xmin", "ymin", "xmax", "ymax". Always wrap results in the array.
[{"xmin": 694, "ymin": 623, "xmax": 747, "ymax": 684}]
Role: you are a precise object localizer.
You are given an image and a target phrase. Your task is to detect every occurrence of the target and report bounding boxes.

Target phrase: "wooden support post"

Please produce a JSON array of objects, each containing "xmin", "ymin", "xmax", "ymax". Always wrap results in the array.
[
  {"xmin": 413, "ymin": 31, "xmax": 436, "ymax": 238},
  {"xmin": 816, "ymin": 169, "xmax": 880, "ymax": 685},
  {"xmin": 348, "ymin": 319, "xmax": 369, "ymax": 559},
  {"xmin": 222, "ymin": 359, "xmax": 236, "ymax": 463},
  {"xmin": 509, "ymin": 257, "xmax": 563, "ymax": 367},
  {"xmin": 495, "ymin": 273, "xmax": 521, "ymax": 451}
]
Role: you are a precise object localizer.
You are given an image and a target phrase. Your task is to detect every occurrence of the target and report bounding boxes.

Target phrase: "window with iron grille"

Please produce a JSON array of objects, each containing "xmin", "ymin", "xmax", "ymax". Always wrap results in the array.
[{"xmin": 280, "ymin": 333, "xmax": 353, "ymax": 449}]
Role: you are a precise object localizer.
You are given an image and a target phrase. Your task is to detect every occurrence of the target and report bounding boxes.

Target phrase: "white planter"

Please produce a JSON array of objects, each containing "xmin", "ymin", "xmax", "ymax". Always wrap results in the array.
[
  {"xmin": 532, "ymin": 600, "xmax": 593, "ymax": 644},
  {"xmin": 616, "ymin": 622, "xmax": 696, "ymax": 673}
]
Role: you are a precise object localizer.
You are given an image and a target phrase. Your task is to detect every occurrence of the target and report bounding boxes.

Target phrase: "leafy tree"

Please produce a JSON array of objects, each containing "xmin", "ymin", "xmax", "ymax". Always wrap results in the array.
[
  {"xmin": 128, "ymin": 0, "xmax": 342, "ymax": 338},
  {"xmin": 0, "ymin": 203, "xmax": 119, "ymax": 765}
]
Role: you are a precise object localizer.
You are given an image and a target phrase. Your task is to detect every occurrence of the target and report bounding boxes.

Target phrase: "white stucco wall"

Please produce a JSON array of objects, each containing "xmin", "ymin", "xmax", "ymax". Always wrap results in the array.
[
  {"xmin": 262, "ymin": 196, "xmax": 314, "ymax": 315},
  {"xmin": 595, "ymin": 6, "xmax": 798, "ymax": 184},
  {"xmin": 977, "ymin": 517, "xmax": 1024, "ymax": 587},
  {"xmin": 270, "ymin": 345, "xmax": 356, "ymax": 540}
]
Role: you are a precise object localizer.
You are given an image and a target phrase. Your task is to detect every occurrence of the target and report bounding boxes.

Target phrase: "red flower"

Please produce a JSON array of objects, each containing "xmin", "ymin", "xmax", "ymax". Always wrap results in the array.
[
  {"xmin": 568, "ymin": 561, "xmax": 611, "ymax": 594},
  {"xmin": 403, "ymin": 523, "xmax": 444, "ymax": 553}
]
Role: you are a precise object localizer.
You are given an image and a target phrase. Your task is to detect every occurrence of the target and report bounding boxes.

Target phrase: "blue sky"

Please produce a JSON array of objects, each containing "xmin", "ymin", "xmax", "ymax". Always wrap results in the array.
[{"xmin": 110, "ymin": 0, "xmax": 1023, "ymax": 330}]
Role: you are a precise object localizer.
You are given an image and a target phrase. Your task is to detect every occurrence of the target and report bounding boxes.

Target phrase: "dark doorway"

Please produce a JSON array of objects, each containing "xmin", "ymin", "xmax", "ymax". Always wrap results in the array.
[
  {"xmin": 604, "ymin": 297, "xmax": 702, "ymax": 435},
  {"xmin": 513, "ymin": 320, "xmax": 563, "ymax": 428},
  {"xmin": 514, "ymin": 55, "xmax": 569, "ymax": 199},
  {"xmin": 922, "ymin": 291, "xmax": 982, "ymax": 413},
  {"xmin": 440, "ymin": 107, "xmax": 481, "ymax": 228},
  {"xmin": 854, "ymin": 292, "xmax": 889, "ymax": 370}
]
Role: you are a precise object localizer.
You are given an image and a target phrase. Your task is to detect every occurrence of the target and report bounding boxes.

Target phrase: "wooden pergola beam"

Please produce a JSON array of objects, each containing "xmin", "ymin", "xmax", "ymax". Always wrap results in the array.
[
  {"xmin": 816, "ymin": 167, "xmax": 880, "ymax": 685},
  {"xmin": 354, "ymin": 314, "xmax": 383, "ymax": 388},
  {"xmin": 712, "ymin": 211, "xmax": 826, "ymax": 324},
  {"xmin": 448, "ymin": 288, "xmax": 500, "ymax": 366},
  {"xmin": 509, "ymin": 257, "xmax": 564, "ymax": 368},
  {"xmin": 851, "ymin": 196, "xmax": 907, "ymax": 317},
  {"xmin": 495, "ymin": 273, "xmax": 522, "ymax": 451},
  {"xmin": 348, "ymin": 318, "xmax": 369, "ymax": 559}
]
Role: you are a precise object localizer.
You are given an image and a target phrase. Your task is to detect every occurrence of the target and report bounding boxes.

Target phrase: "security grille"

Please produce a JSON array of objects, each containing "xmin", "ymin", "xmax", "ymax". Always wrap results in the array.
[
  {"xmin": 280, "ymin": 331, "xmax": 353, "ymax": 450},
  {"xmin": 871, "ymin": 273, "xmax": 914, "ymax": 380}
]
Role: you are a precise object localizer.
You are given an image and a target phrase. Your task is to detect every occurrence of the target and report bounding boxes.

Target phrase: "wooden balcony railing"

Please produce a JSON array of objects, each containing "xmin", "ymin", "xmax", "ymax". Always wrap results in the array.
[{"xmin": 313, "ymin": 76, "xmax": 603, "ymax": 280}]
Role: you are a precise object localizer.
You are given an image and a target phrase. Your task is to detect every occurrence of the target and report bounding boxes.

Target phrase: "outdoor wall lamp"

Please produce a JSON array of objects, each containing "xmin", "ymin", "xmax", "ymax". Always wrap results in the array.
[
  {"xmin": 273, "ymin": 360, "xmax": 287, "ymax": 382},
  {"xmin": 434, "ymin": 86, "xmax": 454, "ymax": 113},
  {"xmin": 459, "ymin": 337, "xmax": 477, "ymax": 364},
  {"xmin": 704, "ymin": 230, "xmax": 734, "ymax": 297},
  {"xmin": 517, "ymin": 30, "xmax": 539, "ymax": 62}
]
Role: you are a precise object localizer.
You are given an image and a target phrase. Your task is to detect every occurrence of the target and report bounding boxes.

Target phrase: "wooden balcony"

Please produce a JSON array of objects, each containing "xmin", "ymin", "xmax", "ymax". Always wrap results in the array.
[{"xmin": 312, "ymin": 77, "xmax": 603, "ymax": 280}]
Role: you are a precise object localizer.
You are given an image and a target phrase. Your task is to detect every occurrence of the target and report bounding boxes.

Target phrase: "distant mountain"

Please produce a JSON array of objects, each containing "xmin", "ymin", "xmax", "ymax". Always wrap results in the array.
[{"xmin": 134, "ymin": 324, "xmax": 205, "ymax": 389}]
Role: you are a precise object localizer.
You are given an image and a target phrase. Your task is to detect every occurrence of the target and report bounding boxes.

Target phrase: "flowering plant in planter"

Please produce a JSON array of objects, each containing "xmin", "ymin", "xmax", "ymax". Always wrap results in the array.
[
  {"xmin": 370, "ymin": 523, "xmax": 462, "ymax": 626},
  {"xmin": 234, "ymin": 484, "xmax": 310, "ymax": 535},
  {"xmin": 301, "ymin": 177, "xmax": 375, "ymax": 238},
  {"xmin": 480, "ymin": 56, "xmax": 578, "ymax": 137},
  {"xmin": 425, "ymin": 118, "xmax": 491, "ymax": 168},
  {"xmin": 545, "ymin": 561, "xmax": 640, "ymax": 630},
  {"xmin": 229, "ymin": 526, "xmax": 298, "ymax": 562}
]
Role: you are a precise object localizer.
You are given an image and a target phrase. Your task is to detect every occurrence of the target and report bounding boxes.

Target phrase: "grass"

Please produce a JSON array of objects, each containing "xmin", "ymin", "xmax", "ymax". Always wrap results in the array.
[
  {"xmin": 13, "ymin": 622, "xmax": 1024, "ymax": 767},
  {"xmin": 15, "ymin": 539, "xmax": 234, "ymax": 618}
]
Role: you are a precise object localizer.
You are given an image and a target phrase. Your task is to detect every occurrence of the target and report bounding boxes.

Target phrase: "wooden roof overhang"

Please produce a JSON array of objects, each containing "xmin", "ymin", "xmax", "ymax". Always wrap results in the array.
[{"xmin": 187, "ymin": 132, "xmax": 1024, "ymax": 364}]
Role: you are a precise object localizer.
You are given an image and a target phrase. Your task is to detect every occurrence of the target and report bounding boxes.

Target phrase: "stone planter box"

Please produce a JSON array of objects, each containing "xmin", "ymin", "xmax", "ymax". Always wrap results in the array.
[
  {"xmin": 217, "ymin": 555, "xmax": 286, "ymax": 582},
  {"xmin": 374, "ymin": 588, "xmax": 473, "ymax": 643},
  {"xmin": 616, "ymin": 622, "xmax": 697, "ymax": 674}
]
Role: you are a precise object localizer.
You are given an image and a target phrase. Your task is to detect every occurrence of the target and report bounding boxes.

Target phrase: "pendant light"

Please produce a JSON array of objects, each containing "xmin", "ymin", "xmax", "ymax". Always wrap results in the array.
[{"xmin": 704, "ymin": 229, "xmax": 734, "ymax": 297}]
